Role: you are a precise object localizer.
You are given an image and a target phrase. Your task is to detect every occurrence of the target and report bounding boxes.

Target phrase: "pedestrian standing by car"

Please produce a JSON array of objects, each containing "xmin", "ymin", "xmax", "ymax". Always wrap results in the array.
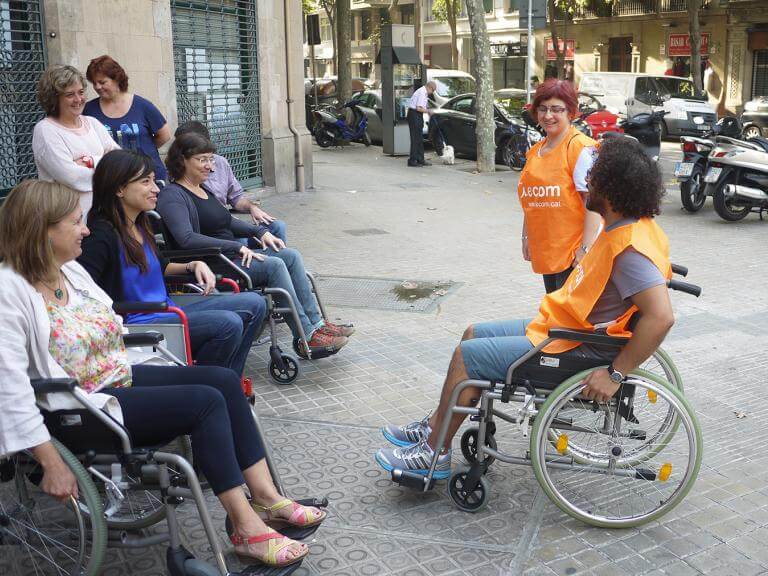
[
  {"xmin": 407, "ymin": 81, "xmax": 436, "ymax": 167},
  {"xmin": 517, "ymin": 78, "xmax": 602, "ymax": 293}
]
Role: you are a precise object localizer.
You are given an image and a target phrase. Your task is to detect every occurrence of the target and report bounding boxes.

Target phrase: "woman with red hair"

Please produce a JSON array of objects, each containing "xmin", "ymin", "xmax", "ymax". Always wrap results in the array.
[
  {"xmin": 517, "ymin": 78, "xmax": 602, "ymax": 293},
  {"xmin": 85, "ymin": 55, "xmax": 172, "ymax": 183}
]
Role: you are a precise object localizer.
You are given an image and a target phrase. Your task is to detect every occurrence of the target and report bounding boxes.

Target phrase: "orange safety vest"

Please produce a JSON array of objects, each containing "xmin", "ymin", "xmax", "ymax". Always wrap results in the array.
[
  {"xmin": 517, "ymin": 125, "xmax": 597, "ymax": 275},
  {"xmin": 525, "ymin": 218, "xmax": 672, "ymax": 354}
]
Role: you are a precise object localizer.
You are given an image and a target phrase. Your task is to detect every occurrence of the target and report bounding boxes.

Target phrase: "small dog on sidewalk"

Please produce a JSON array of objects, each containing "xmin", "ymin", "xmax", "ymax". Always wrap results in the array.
[{"xmin": 441, "ymin": 145, "xmax": 455, "ymax": 165}]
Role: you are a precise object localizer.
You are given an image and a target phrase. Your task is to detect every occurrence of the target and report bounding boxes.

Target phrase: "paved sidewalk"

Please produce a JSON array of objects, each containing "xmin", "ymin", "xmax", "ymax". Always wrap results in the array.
[{"xmin": 8, "ymin": 141, "xmax": 767, "ymax": 576}]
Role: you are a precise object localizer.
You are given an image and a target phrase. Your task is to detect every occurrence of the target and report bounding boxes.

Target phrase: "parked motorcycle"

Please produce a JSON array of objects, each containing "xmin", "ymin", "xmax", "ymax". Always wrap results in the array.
[
  {"xmin": 676, "ymin": 116, "xmax": 743, "ymax": 213},
  {"xmin": 599, "ymin": 110, "xmax": 668, "ymax": 162},
  {"xmin": 706, "ymin": 136, "xmax": 768, "ymax": 221},
  {"xmin": 312, "ymin": 99, "xmax": 370, "ymax": 148}
]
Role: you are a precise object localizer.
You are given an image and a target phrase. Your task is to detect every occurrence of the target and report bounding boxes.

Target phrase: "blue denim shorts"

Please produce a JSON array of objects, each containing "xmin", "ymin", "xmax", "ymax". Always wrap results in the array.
[{"xmin": 459, "ymin": 318, "xmax": 535, "ymax": 382}]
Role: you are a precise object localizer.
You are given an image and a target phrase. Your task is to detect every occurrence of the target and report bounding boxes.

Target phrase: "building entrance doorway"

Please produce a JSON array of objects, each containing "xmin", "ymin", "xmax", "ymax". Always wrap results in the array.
[{"xmin": 608, "ymin": 37, "xmax": 632, "ymax": 72}]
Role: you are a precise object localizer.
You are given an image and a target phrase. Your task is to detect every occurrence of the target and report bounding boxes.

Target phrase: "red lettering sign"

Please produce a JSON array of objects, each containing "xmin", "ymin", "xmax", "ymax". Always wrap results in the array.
[
  {"xmin": 546, "ymin": 38, "xmax": 575, "ymax": 60},
  {"xmin": 668, "ymin": 33, "xmax": 709, "ymax": 57}
]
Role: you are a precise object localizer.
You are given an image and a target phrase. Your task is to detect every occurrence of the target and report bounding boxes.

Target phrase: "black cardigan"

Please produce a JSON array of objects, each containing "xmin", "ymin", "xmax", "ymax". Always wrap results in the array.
[{"xmin": 78, "ymin": 218, "xmax": 170, "ymax": 302}]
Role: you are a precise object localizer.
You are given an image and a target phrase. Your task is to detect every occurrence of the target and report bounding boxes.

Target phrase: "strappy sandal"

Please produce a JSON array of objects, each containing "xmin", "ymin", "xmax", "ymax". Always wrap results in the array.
[
  {"xmin": 231, "ymin": 531, "xmax": 308, "ymax": 567},
  {"xmin": 251, "ymin": 498, "xmax": 327, "ymax": 529}
]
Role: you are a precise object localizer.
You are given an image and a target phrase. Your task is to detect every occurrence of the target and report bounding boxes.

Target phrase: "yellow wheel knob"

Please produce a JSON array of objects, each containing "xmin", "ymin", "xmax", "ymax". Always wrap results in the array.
[
  {"xmin": 659, "ymin": 462, "xmax": 672, "ymax": 481},
  {"xmin": 647, "ymin": 390, "xmax": 658, "ymax": 404},
  {"xmin": 556, "ymin": 434, "xmax": 568, "ymax": 455}
]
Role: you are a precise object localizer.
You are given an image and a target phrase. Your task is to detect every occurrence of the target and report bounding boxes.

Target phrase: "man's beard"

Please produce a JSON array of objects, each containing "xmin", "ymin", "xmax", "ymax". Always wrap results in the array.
[{"xmin": 586, "ymin": 193, "xmax": 608, "ymax": 216}]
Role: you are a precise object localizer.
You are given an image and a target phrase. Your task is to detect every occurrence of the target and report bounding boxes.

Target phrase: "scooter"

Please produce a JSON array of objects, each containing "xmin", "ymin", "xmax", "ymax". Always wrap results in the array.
[
  {"xmin": 312, "ymin": 98, "xmax": 370, "ymax": 148},
  {"xmin": 706, "ymin": 135, "xmax": 768, "ymax": 221},
  {"xmin": 600, "ymin": 110, "xmax": 667, "ymax": 162},
  {"xmin": 676, "ymin": 116, "xmax": 743, "ymax": 213}
]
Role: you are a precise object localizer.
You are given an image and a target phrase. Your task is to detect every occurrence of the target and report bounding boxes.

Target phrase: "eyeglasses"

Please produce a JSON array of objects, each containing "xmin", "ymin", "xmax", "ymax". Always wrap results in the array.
[
  {"xmin": 191, "ymin": 156, "xmax": 215, "ymax": 165},
  {"xmin": 536, "ymin": 105, "xmax": 568, "ymax": 116}
]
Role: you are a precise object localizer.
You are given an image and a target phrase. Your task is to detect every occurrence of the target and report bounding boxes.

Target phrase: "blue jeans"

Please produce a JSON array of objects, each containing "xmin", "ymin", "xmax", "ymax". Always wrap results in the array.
[
  {"xmin": 231, "ymin": 247, "xmax": 322, "ymax": 339},
  {"xmin": 139, "ymin": 292, "xmax": 266, "ymax": 376},
  {"xmin": 459, "ymin": 318, "xmax": 535, "ymax": 381},
  {"xmin": 241, "ymin": 220, "xmax": 287, "ymax": 248},
  {"xmin": 107, "ymin": 365, "xmax": 264, "ymax": 495}
]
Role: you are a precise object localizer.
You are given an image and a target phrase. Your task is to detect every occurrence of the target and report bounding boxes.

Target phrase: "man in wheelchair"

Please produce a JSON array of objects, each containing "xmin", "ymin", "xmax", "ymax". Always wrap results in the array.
[
  {"xmin": 0, "ymin": 181, "xmax": 324, "ymax": 570},
  {"xmin": 376, "ymin": 137, "xmax": 675, "ymax": 479}
]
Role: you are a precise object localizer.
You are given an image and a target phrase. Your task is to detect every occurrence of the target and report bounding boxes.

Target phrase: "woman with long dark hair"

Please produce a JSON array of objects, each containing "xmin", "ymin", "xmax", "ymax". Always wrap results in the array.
[{"xmin": 78, "ymin": 149, "xmax": 266, "ymax": 378}]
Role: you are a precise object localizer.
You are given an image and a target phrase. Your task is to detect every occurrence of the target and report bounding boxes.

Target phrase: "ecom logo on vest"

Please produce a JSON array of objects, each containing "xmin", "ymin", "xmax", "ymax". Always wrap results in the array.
[{"xmin": 519, "ymin": 184, "xmax": 562, "ymax": 208}]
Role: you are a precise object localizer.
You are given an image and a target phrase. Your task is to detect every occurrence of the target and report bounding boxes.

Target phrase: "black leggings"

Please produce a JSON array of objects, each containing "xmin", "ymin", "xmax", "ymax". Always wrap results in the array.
[
  {"xmin": 105, "ymin": 364, "xmax": 265, "ymax": 495},
  {"xmin": 543, "ymin": 267, "xmax": 573, "ymax": 294}
]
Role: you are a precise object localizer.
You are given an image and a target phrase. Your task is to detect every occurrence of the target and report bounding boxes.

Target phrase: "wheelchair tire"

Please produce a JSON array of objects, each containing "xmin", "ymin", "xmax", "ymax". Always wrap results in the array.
[
  {"xmin": 0, "ymin": 438, "xmax": 107, "ymax": 576},
  {"xmin": 460, "ymin": 428, "xmax": 497, "ymax": 466},
  {"xmin": 270, "ymin": 354, "xmax": 300, "ymax": 385},
  {"xmin": 447, "ymin": 469, "xmax": 489, "ymax": 513},
  {"xmin": 530, "ymin": 369, "xmax": 702, "ymax": 528}
]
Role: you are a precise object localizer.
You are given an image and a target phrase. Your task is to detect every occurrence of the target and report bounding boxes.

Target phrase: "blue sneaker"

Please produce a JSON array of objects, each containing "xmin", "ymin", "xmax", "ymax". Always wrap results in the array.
[
  {"xmin": 381, "ymin": 415, "xmax": 431, "ymax": 447},
  {"xmin": 375, "ymin": 440, "xmax": 452, "ymax": 480}
]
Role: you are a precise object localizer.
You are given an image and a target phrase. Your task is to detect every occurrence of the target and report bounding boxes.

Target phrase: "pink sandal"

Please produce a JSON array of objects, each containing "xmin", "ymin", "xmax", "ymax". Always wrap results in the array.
[
  {"xmin": 251, "ymin": 498, "xmax": 327, "ymax": 529},
  {"xmin": 231, "ymin": 531, "xmax": 308, "ymax": 567}
]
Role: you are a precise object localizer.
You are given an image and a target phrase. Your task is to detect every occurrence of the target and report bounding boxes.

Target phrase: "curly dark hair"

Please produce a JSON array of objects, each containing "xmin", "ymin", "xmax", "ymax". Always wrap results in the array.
[{"xmin": 588, "ymin": 137, "xmax": 664, "ymax": 218}]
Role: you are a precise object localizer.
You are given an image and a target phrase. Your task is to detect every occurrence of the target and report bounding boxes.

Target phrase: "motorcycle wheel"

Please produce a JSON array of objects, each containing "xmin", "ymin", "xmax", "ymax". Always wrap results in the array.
[
  {"xmin": 713, "ymin": 175, "xmax": 751, "ymax": 222},
  {"xmin": 315, "ymin": 129, "xmax": 334, "ymax": 148},
  {"xmin": 680, "ymin": 165, "xmax": 707, "ymax": 213},
  {"xmin": 743, "ymin": 125, "xmax": 762, "ymax": 140}
]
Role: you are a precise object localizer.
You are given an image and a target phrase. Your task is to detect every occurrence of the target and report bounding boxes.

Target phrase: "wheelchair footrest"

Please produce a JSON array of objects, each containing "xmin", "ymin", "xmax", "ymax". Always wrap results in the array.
[
  {"xmin": 237, "ymin": 562, "xmax": 303, "ymax": 575},
  {"xmin": 391, "ymin": 469, "xmax": 436, "ymax": 491}
]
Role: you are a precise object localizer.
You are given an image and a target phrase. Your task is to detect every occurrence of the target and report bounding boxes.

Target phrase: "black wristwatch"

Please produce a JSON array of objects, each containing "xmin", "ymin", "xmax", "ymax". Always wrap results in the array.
[{"xmin": 607, "ymin": 364, "xmax": 625, "ymax": 384}]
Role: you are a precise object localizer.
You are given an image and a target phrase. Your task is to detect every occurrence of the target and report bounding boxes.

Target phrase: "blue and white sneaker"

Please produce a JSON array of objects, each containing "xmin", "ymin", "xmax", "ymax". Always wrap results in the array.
[
  {"xmin": 375, "ymin": 440, "xmax": 452, "ymax": 480},
  {"xmin": 381, "ymin": 415, "xmax": 431, "ymax": 447}
]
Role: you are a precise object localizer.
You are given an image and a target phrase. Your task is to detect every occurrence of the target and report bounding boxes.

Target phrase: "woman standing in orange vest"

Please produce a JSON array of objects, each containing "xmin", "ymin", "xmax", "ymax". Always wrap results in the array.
[{"xmin": 518, "ymin": 79, "xmax": 603, "ymax": 293}]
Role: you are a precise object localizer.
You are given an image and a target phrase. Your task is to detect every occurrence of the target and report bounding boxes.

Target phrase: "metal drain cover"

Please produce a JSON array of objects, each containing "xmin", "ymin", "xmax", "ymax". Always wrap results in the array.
[{"xmin": 314, "ymin": 276, "xmax": 460, "ymax": 312}]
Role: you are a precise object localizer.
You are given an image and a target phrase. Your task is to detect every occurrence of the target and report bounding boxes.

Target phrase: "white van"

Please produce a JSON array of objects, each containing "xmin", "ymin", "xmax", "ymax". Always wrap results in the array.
[
  {"xmin": 579, "ymin": 72, "xmax": 716, "ymax": 138},
  {"xmin": 426, "ymin": 68, "xmax": 476, "ymax": 106}
]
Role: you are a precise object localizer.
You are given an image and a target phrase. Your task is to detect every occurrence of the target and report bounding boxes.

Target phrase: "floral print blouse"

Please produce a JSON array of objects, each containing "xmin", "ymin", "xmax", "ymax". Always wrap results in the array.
[{"xmin": 47, "ymin": 296, "xmax": 131, "ymax": 393}]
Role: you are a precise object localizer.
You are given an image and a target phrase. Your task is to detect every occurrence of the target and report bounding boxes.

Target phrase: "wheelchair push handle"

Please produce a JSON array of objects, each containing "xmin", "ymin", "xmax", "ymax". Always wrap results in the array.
[
  {"xmin": 667, "ymin": 279, "xmax": 701, "ymax": 298},
  {"xmin": 671, "ymin": 263, "xmax": 688, "ymax": 277}
]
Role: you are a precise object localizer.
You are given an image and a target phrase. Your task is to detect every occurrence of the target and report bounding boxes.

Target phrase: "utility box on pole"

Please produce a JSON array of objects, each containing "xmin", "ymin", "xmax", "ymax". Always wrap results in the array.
[{"xmin": 378, "ymin": 24, "xmax": 422, "ymax": 156}]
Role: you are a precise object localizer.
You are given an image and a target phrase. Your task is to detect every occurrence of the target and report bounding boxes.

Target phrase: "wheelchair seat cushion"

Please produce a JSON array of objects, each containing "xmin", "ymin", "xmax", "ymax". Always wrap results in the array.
[{"xmin": 511, "ymin": 350, "xmax": 613, "ymax": 391}]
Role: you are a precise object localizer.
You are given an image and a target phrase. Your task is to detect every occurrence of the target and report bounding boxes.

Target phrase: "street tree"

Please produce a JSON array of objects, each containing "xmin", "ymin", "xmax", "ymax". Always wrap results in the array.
[
  {"xmin": 546, "ymin": 0, "xmax": 592, "ymax": 79},
  {"xmin": 688, "ymin": 0, "xmax": 703, "ymax": 93},
  {"xmin": 431, "ymin": 0, "xmax": 461, "ymax": 69},
  {"xmin": 319, "ymin": 0, "xmax": 337, "ymax": 73},
  {"xmin": 336, "ymin": 0, "xmax": 352, "ymax": 105},
  {"xmin": 465, "ymin": 0, "xmax": 495, "ymax": 173}
]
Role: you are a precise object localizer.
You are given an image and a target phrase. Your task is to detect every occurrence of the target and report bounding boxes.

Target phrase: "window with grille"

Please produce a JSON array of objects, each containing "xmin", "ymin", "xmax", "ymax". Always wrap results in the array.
[
  {"xmin": 752, "ymin": 50, "xmax": 768, "ymax": 99},
  {"xmin": 0, "ymin": 0, "xmax": 46, "ymax": 197},
  {"xmin": 171, "ymin": 0, "xmax": 262, "ymax": 187}
]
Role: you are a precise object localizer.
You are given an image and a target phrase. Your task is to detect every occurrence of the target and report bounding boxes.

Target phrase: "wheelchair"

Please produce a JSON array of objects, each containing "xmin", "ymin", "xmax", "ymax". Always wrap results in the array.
[
  {"xmin": 0, "ymin": 334, "xmax": 328, "ymax": 576},
  {"xmin": 391, "ymin": 269, "xmax": 703, "ymax": 528},
  {"xmin": 147, "ymin": 211, "xmax": 335, "ymax": 385}
]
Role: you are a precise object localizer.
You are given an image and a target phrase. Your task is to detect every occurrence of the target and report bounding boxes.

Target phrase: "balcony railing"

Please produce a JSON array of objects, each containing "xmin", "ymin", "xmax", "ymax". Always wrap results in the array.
[{"xmin": 551, "ymin": 0, "xmax": 710, "ymax": 20}]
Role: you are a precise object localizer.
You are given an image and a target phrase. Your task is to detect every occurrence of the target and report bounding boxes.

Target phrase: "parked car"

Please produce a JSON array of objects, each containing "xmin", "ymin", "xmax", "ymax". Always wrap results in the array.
[
  {"xmin": 577, "ymin": 92, "xmax": 622, "ymax": 138},
  {"xmin": 579, "ymin": 72, "xmax": 717, "ymax": 138},
  {"xmin": 353, "ymin": 89, "xmax": 439, "ymax": 144},
  {"xmin": 741, "ymin": 96, "xmax": 768, "ymax": 139},
  {"xmin": 428, "ymin": 93, "xmax": 541, "ymax": 167},
  {"xmin": 494, "ymin": 88, "xmax": 528, "ymax": 117}
]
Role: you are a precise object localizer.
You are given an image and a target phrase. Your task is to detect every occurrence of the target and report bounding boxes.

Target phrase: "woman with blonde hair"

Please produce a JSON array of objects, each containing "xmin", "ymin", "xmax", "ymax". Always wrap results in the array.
[
  {"xmin": 0, "ymin": 180, "xmax": 324, "ymax": 567},
  {"xmin": 32, "ymin": 65, "xmax": 119, "ymax": 215}
]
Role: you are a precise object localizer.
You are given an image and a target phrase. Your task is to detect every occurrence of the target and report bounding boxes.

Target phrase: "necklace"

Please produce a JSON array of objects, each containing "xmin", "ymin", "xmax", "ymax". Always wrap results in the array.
[{"xmin": 40, "ymin": 273, "xmax": 64, "ymax": 300}]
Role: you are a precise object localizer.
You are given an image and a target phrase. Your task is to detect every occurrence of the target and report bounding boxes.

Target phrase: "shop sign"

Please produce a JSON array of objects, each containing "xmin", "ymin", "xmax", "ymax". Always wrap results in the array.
[
  {"xmin": 490, "ymin": 42, "xmax": 524, "ymax": 57},
  {"xmin": 668, "ymin": 33, "xmax": 709, "ymax": 57},
  {"xmin": 546, "ymin": 38, "xmax": 575, "ymax": 60}
]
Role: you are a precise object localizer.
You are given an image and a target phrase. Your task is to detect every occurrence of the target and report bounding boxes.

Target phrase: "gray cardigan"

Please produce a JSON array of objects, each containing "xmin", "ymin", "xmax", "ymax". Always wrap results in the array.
[{"xmin": 156, "ymin": 182, "xmax": 268, "ymax": 254}]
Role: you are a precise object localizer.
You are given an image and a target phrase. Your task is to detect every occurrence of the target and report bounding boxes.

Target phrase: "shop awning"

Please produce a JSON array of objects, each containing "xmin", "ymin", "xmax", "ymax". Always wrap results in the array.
[{"xmin": 375, "ymin": 46, "xmax": 421, "ymax": 65}]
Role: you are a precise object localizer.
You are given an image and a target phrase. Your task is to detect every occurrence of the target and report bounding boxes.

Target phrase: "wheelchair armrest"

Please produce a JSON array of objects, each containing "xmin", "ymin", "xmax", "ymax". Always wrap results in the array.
[
  {"xmin": 123, "ymin": 331, "xmax": 165, "ymax": 347},
  {"xmin": 548, "ymin": 328, "xmax": 629, "ymax": 347},
  {"xmin": 113, "ymin": 301, "xmax": 169, "ymax": 314},
  {"xmin": 30, "ymin": 378, "xmax": 78, "ymax": 395},
  {"xmin": 163, "ymin": 248, "xmax": 223, "ymax": 261}
]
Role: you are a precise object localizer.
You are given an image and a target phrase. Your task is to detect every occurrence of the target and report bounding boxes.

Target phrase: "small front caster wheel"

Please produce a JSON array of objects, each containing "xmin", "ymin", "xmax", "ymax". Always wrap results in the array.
[
  {"xmin": 460, "ymin": 427, "xmax": 497, "ymax": 466},
  {"xmin": 269, "ymin": 354, "xmax": 299, "ymax": 385},
  {"xmin": 448, "ymin": 470, "xmax": 489, "ymax": 513}
]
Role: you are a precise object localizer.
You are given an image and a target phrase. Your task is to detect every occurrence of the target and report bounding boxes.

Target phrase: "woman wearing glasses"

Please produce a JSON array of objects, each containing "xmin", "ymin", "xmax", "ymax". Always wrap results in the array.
[{"xmin": 517, "ymin": 79, "xmax": 601, "ymax": 293}]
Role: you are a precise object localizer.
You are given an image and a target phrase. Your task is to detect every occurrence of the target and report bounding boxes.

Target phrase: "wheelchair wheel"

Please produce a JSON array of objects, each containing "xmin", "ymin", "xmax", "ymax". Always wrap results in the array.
[
  {"xmin": 531, "ymin": 370, "xmax": 702, "ymax": 528},
  {"xmin": 549, "ymin": 349, "xmax": 684, "ymax": 466},
  {"xmin": 460, "ymin": 427, "xmax": 497, "ymax": 466},
  {"xmin": 0, "ymin": 438, "xmax": 107, "ymax": 576},
  {"xmin": 270, "ymin": 354, "xmax": 299, "ymax": 385},
  {"xmin": 447, "ymin": 469, "xmax": 490, "ymax": 513}
]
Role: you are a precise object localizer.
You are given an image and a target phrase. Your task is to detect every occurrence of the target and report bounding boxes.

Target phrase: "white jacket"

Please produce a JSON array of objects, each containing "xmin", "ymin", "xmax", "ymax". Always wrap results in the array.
[{"xmin": 0, "ymin": 261, "xmax": 126, "ymax": 458}]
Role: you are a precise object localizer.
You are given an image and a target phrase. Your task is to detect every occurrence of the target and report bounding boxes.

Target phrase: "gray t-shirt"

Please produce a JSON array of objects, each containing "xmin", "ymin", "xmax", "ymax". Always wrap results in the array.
[{"xmin": 578, "ymin": 219, "xmax": 666, "ymax": 358}]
